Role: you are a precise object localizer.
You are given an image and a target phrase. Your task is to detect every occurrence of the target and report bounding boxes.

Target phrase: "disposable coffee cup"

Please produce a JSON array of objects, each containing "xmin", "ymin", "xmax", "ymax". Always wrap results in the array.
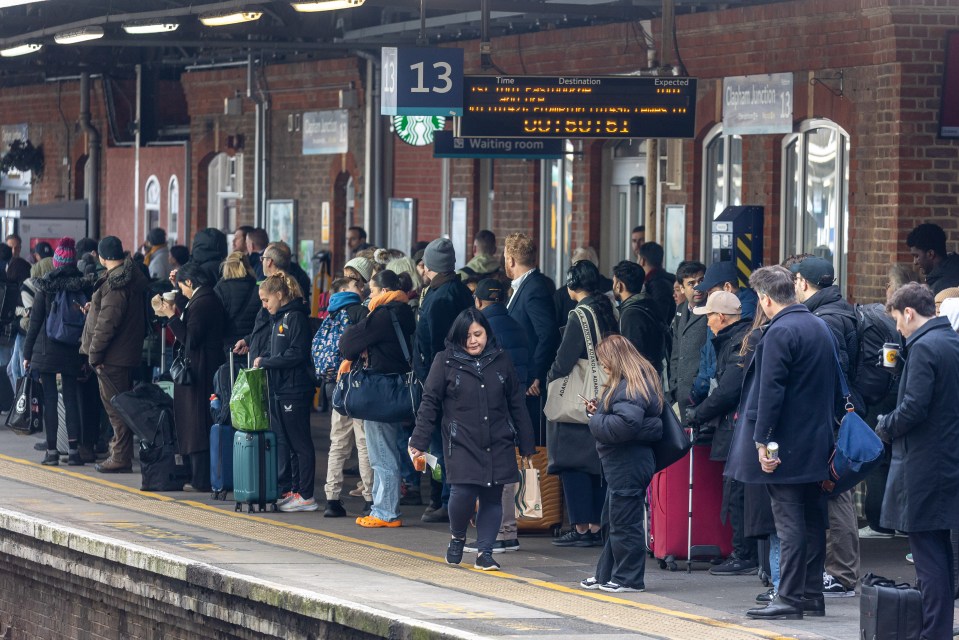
[
  {"xmin": 882, "ymin": 343, "xmax": 899, "ymax": 369},
  {"xmin": 162, "ymin": 291, "xmax": 177, "ymax": 302}
]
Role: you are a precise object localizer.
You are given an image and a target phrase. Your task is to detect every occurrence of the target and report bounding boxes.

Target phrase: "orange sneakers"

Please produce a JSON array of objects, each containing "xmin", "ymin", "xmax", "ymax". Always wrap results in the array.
[{"xmin": 355, "ymin": 515, "xmax": 402, "ymax": 528}]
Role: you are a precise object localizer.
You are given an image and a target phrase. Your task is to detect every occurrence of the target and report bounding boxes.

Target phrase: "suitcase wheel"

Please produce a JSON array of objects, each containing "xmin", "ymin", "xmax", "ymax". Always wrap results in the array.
[
  {"xmin": 270, "ymin": 503, "xmax": 278, "ymax": 512},
  {"xmin": 235, "ymin": 502, "xmax": 243, "ymax": 512},
  {"xmin": 660, "ymin": 556, "xmax": 678, "ymax": 572},
  {"xmin": 550, "ymin": 525, "xmax": 561, "ymax": 538}
]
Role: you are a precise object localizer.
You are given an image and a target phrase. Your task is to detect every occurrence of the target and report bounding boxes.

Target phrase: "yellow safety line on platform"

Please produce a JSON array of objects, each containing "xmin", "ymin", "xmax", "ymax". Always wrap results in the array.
[{"xmin": 0, "ymin": 453, "xmax": 796, "ymax": 640}]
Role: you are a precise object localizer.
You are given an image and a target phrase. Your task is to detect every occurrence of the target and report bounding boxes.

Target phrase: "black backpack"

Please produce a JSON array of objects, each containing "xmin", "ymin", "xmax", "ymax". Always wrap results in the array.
[{"xmin": 851, "ymin": 303, "xmax": 901, "ymax": 407}]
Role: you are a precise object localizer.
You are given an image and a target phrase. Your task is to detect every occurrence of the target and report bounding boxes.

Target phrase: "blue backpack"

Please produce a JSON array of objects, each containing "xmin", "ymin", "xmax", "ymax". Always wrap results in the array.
[
  {"xmin": 312, "ymin": 309, "xmax": 352, "ymax": 383},
  {"xmin": 45, "ymin": 289, "xmax": 89, "ymax": 346}
]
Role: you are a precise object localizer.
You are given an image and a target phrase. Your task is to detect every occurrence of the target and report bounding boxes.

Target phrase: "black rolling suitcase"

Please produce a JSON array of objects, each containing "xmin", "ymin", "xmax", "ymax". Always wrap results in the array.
[{"xmin": 859, "ymin": 573, "xmax": 922, "ymax": 640}]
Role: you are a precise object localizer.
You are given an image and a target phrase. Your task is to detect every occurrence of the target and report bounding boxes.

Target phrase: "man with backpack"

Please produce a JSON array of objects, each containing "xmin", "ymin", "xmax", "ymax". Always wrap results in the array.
[
  {"xmin": 313, "ymin": 277, "xmax": 371, "ymax": 517},
  {"xmin": 80, "ymin": 237, "xmax": 148, "ymax": 474},
  {"xmin": 791, "ymin": 256, "xmax": 861, "ymax": 599}
]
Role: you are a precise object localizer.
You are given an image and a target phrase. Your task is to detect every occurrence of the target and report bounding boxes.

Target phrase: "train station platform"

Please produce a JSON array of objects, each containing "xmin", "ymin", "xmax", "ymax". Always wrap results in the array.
[{"xmin": 0, "ymin": 419, "xmax": 943, "ymax": 640}]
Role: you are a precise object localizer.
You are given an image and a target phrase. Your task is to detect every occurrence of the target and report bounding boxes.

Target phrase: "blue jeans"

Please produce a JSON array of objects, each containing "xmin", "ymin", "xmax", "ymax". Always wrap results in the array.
[
  {"xmin": 365, "ymin": 420, "xmax": 402, "ymax": 522},
  {"xmin": 770, "ymin": 533, "xmax": 781, "ymax": 591},
  {"xmin": 7, "ymin": 333, "xmax": 23, "ymax": 390},
  {"xmin": 0, "ymin": 343, "xmax": 13, "ymax": 395}
]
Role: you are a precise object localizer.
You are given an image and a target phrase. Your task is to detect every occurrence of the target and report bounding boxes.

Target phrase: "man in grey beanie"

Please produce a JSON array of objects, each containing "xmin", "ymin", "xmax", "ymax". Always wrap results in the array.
[{"xmin": 413, "ymin": 237, "xmax": 473, "ymax": 523}]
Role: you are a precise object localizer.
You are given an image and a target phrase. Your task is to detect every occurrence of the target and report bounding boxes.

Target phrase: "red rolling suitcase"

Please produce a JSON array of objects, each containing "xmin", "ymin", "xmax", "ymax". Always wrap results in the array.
[{"xmin": 648, "ymin": 444, "xmax": 733, "ymax": 571}]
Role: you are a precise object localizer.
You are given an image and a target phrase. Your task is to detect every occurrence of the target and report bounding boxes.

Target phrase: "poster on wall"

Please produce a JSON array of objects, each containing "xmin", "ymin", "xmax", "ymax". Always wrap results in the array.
[
  {"xmin": 299, "ymin": 240, "xmax": 315, "ymax": 282},
  {"xmin": 266, "ymin": 200, "xmax": 296, "ymax": 247},
  {"xmin": 940, "ymin": 31, "xmax": 959, "ymax": 138},
  {"xmin": 321, "ymin": 201, "xmax": 331, "ymax": 245},
  {"xmin": 388, "ymin": 198, "xmax": 416, "ymax": 258},
  {"xmin": 663, "ymin": 205, "xmax": 686, "ymax": 274}
]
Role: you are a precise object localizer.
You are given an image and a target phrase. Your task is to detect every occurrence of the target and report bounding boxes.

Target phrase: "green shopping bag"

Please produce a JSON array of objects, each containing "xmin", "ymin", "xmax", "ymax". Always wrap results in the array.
[{"xmin": 230, "ymin": 367, "xmax": 269, "ymax": 432}]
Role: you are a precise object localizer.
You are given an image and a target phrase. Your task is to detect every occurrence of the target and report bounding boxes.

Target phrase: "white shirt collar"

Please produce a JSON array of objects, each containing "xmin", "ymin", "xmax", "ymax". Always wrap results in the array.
[{"xmin": 507, "ymin": 268, "xmax": 537, "ymax": 308}]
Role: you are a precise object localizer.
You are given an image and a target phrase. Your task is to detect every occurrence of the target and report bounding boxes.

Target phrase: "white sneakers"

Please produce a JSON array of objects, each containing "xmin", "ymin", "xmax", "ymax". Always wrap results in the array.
[{"xmin": 279, "ymin": 493, "xmax": 318, "ymax": 512}]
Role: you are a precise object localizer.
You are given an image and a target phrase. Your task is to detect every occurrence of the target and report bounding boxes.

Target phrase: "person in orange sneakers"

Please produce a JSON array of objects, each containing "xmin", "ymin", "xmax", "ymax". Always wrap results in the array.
[
  {"xmin": 409, "ymin": 308, "xmax": 535, "ymax": 570},
  {"xmin": 340, "ymin": 270, "xmax": 415, "ymax": 528}
]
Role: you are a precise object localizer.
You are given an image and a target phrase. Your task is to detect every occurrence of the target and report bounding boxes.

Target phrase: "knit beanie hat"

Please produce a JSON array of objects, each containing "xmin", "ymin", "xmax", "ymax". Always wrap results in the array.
[
  {"xmin": 344, "ymin": 256, "xmax": 375, "ymax": 283},
  {"xmin": 53, "ymin": 237, "xmax": 77, "ymax": 268},
  {"xmin": 423, "ymin": 237, "xmax": 455, "ymax": 273}
]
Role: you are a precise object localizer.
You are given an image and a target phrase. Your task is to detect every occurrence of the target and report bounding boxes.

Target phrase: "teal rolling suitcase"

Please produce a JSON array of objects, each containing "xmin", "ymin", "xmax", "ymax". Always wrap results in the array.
[{"xmin": 233, "ymin": 430, "xmax": 278, "ymax": 512}]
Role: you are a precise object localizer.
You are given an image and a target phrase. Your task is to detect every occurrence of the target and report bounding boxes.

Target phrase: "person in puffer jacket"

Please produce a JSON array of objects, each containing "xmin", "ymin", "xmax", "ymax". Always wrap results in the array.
[
  {"xmin": 254, "ymin": 272, "xmax": 317, "ymax": 513},
  {"xmin": 580, "ymin": 334, "xmax": 664, "ymax": 594}
]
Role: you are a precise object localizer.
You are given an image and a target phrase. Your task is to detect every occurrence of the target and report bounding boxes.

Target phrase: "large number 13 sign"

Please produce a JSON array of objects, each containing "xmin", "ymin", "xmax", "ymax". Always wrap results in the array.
[{"xmin": 381, "ymin": 47, "xmax": 464, "ymax": 117}]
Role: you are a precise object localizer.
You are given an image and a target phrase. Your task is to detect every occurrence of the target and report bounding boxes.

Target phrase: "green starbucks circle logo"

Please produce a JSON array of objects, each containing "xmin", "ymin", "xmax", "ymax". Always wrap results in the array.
[{"xmin": 392, "ymin": 116, "xmax": 445, "ymax": 146}]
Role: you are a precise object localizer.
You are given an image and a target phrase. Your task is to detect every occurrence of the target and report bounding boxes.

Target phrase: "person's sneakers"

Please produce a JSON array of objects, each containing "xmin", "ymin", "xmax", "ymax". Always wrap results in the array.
[
  {"xmin": 279, "ymin": 495, "xmax": 319, "ymax": 513},
  {"xmin": 756, "ymin": 588, "xmax": 777, "ymax": 603},
  {"xmin": 446, "ymin": 537, "xmax": 466, "ymax": 565},
  {"xmin": 598, "ymin": 582, "xmax": 644, "ymax": 593},
  {"xmin": 77, "ymin": 445, "xmax": 97, "ymax": 464},
  {"xmin": 709, "ymin": 556, "xmax": 759, "ymax": 576},
  {"xmin": 33, "ymin": 441, "xmax": 46, "ymax": 451},
  {"xmin": 324, "ymin": 499, "xmax": 347, "ymax": 517},
  {"xmin": 361, "ymin": 501, "xmax": 373, "ymax": 516},
  {"xmin": 277, "ymin": 492, "xmax": 296, "ymax": 508},
  {"xmin": 858, "ymin": 525, "xmax": 894, "ymax": 539},
  {"xmin": 421, "ymin": 505, "xmax": 449, "ymax": 523},
  {"xmin": 822, "ymin": 573, "xmax": 855, "ymax": 598},
  {"xmin": 95, "ymin": 458, "xmax": 133, "ymax": 473},
  {"xmin": 474, "ymin": 552, "xmax": 501, "ymax": 571},
  {"xmin": 464, "ymin": 539, "xmax": 520, "ymax": 554},
  {"xmin": 356, "ymin": 515, "xmax": 401, "ymax": 528},
  {"xmin": 41, "ymin": 452, "xmax": 59, "ymax": 466},
  {"xmin": 580, "ymin": 577, "xmax": 602, "ymax": 590},
  {"xmin": 348, "ymin": 482, "xmax": 365, "ymax": 497},
  {"xmin": 67, "ymin": 452, "xmax": 83, "ymax": 466},
  {"xmin": 552, "ymin": 530, "xmax": 600, "ymax": 547},
  {"xmin": 906, "ymin": 553, "xmax": 914, "ymax": 564}
]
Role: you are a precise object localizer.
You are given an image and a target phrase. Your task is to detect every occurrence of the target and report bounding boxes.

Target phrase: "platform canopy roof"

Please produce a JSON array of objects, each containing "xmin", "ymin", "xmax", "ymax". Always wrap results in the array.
[{"xmin": 0, "ymin": 0, "xmax": 787, "ymax": 85}]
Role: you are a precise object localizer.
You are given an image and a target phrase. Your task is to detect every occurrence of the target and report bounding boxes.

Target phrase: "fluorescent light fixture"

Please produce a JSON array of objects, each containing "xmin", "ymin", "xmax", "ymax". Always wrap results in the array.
[
  {"xmin": 122, "ymin": 21, "xmax": 179, "ymax": 35},
  {"xmin": 0, "ymin": 43, "xmax": 42, "ymax": 57},
  {"xmin": 199, "ymin": 10, "xmax": 263, "ymax": 27},
  {"xmin": 54, "ymin": 26, "xmax": 104, "ymax": 44},
  {"xmin": 0, "ymin": 0, "xmax": 48, "ymax": 8},
  {"xmin": 292, "ymin": 0, "xmax": 365, "ymax": 10}
]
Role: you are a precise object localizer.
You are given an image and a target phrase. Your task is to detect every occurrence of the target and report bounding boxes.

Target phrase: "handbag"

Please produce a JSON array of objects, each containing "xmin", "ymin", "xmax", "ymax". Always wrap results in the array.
[
  {"xmin": 5, "ymin": 370, "xmax": 42, "ymax": 435},
  {"xmin": 653, "ymin": 401, "xmax": 692, "ymax": 472},
  {"xmin": 514, "ymin": 459, "xmax": 543, "ymax": 520},
  {"xmin": 169, "ymin": 341, "xmax": 194, "ymax": 386},
  {"xmin": 331, "ymin": 309, "xmax": 422, "ymax": 423},
  {"xmin": 821, "ymin": 350, "xmax": 884, "ymax": 495},
  {"xmin": 544, "ymin": 306, "xmax": 607, "ymax": 424}
]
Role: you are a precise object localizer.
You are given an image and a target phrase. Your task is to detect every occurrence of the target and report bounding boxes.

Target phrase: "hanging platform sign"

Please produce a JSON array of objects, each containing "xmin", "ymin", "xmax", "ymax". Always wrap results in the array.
[
  {"xmin": 381, "ymin": 46, "xmax": 464, "ymax": 117},
  {"xmin": 722, "ymin": 73, "xmax": 793, "ymax": 135},
  {"xmin": 433, "ymin": 131, "xmax": 563, "ymax": 159},
  {"xmin": 456, "ymin": 75, "xmax": 697, "ymax": 139}
]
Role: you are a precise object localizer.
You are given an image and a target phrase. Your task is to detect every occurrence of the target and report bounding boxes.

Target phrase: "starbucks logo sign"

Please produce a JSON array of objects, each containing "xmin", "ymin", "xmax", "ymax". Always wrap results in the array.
[{"xmin": 392, "ymin": 116, "xmax": 445, "ymax": 146}]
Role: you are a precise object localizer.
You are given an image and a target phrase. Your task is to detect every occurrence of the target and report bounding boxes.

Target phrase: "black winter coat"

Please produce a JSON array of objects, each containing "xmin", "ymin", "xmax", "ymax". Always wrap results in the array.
[
  {"xmin": 589, "ymin": 378, "xmax": 663, "ymax": 460},
  {"xmin": 190, "ymin": 228, "xmax": 228, "ymax": 286},
  {"xmin": 805, "ymin": 286, "xmax": 860, "ymax": 409},
  {"xmin": 692, "ymin": 318, "xmax": 751, "ymax": 461},
  {"xmin": 482, "ymin": 302, "xmax": 529, "ymax": 387},
  {"xmin": 669, "ymin": 301, "xmax": 708, "ymax": 409},
  {"xmin": 876, "ymin": 317, "xmax": 959, "ymax": 532},
  {"xmin": 245, "ymin": 307, "xmax": 272, "ymax": 361},
  {"xmin": 413, "ymin": 273, "xmax": 474, "ymax": 382},
  {"xmin": 168, "ymin": 287, "xmax": 227, "ymax": 454},
  {"xmin": 339, "ymin": 300, "xmax": 415, "ymax": 375},
  {"xmin": 924, "ymin": 253, "xmax": 959, "ymax": 294},
  {"xmin": 725, "ymin": 304, "xmax": 840, "ymax": 485},
  {"xmin": 24, "ymin": 266, "xmax": 94, "ymax": 376},
  {"xmin": 618, "ymin": 294, "xmax": 667, "ymax": 375},
  {"xmin": 259, "ymin": 298, "xmax": 315, "ymax": 399},
  {"xmin": 215, "ymin": 276, "xmax": 261, "ymax": 349},
  {"xmin": 507, "ymin": 268, "xmax": 559, "ymax": 386},
  {"xmin": 411, "ymin": 345, "xmax": 535, "ymax": 486},
  {"xmin": 643, "ymin": 268, "xmax": 677, "ymax": 325}
]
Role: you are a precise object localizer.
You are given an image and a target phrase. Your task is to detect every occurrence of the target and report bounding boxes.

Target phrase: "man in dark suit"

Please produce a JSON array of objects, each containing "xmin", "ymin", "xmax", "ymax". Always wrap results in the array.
[
  {"xmin": 726, "ymin": 265, "xmax": 841, "ymax": 621},
  {"xmin": 638, "ymin": 242, "xmax": 676, "ymax": 324},
  {"xmin": 504, "ymin": 233, "xmax": 560, "ymax": 441}
]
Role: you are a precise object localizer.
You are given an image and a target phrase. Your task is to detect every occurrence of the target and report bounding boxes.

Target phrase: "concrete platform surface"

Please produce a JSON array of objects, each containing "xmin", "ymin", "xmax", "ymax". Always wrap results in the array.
[{"xmin": 0, "ymin": 426, "xmax": 952, "ymax": 640}]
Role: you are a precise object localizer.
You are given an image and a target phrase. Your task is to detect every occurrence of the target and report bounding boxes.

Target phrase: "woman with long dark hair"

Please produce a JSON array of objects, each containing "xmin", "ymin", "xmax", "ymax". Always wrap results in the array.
[
  {"xmin": 580, "ymin": 334, "xmax": 663, "ymax": 592},
  {"xmin": 155, "ymin": 262, "xmax": 226, "ymax": 491},
  {"xmin": 547, "ymin": 260, "xmax": 619, "ymax": 548},
  {"xmin": 410, "ymin": 308, "xmax": 535, "ymax": 571}
]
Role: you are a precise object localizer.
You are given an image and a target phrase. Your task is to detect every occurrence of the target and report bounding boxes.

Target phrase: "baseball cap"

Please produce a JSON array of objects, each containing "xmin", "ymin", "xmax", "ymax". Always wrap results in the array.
[
  {"xmin": 474, "ymin": 278, "xmax": 505, "ymax": 303},
  {"xmin": 693, "ymin": 290, "xmax": 743, "ymax": 316},
  {"xmin": 789, "ymin": 257, "xmax": 835, "ymax": 288},
  {"xmin": 694, "ymin": 261, "xmax": 738, "ymax": 292}
]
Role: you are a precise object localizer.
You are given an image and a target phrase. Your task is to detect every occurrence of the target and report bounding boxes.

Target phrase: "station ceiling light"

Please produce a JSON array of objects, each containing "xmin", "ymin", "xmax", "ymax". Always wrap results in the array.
[
  {"xmin": 0, "ymin": 0, "xmax": 47, "ymax": 7},
  {"xmin": 199, "ymin": 9, "xmax": 263, "ymax": 27},
  {"xmin": 291, "ymin": 0, "xmax": 365, "ymax": 11},
  {"xmin": 122, "ymin": 21, "xmax": 180, "ymax": 35},
  {"xmin": 54, "ymin": 26, "xmax": 105, "ymax": 45},
  {"xmin": 0, "ymin": 43, "xmax": 42, "ymax": 57}
]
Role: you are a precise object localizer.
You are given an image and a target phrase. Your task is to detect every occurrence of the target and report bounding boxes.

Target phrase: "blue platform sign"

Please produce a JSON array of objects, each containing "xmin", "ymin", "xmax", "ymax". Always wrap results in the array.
[
  {"xmin": 381, "ymin": 47, "xmax": 464, "ymax": 117},
  {"xmin": 433, "ymin": 131, "xmax": 564, "ymax": 159}
]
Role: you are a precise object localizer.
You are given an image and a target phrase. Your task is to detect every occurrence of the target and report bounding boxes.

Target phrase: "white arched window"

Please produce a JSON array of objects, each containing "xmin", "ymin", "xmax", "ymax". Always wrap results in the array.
[
  {"xmin": 168, "ymin": 176, "xmax": 179, "ymax": 242},
  {"xmin": 145, "ymin": 175, "xmax": 161, "ymax": 238},
  {"xmin": 781, "ymin": 119, "xmax": 850, "ymax": 288},
  {"xmin": 701, "ymin": 124, "xmax": 742, "ymax": 260}
]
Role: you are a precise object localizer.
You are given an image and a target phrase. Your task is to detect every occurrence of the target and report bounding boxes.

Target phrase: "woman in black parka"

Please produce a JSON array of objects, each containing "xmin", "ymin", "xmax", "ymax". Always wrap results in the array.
[
  {"xmin": 23, "ymin": 238, "xmax": 94, "ymax": 466},
  {"xmin": 410, "ymin": 308, "xmax": 535, "ymax": 571},
  {"xmin": 546, "ymin": 260, "xmax": 619, "ymax": 548},
  {"xmin": 581, "ymin": 334, "xmax": 663, "ymax": 593},
  {"xmin": 214, "ymin": 251, "xmax": 261, "ymax": 353}
]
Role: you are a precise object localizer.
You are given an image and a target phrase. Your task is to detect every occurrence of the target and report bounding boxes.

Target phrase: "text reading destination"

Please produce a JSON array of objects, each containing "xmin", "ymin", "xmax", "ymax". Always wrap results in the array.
[{"xmin": 458, "ymin": 75, "xmax": 697, "ymax": 139}]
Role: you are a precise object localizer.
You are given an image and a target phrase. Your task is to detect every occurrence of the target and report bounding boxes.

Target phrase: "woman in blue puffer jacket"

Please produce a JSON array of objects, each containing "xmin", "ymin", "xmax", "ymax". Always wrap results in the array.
[{"xmin": 580, "ymin": 334, "xmax": 664, "ymax": 594}]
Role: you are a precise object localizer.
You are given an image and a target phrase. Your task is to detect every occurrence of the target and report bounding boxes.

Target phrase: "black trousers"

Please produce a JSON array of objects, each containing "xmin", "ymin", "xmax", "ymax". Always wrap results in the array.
[
  {"xmin": 448, "ymin": 484, "xmax": 504, "ymax": 554},
  {"xmin": 189, "ymin": 452, "xmax": 210, "ymax": 491},
  {"xmin": 864, "ymin": 445, "xmax": 893, "ymax": 533},
  {"xmin": 908, "ymin": 530, "xmax": 955, "ymax": 640},
  {"xmin": 727, "ymin": 478, "xmax": 757, "ymax": 562},
  {"xmin": 40, "ymin": 371, "xmax": 80, "ymax": 451},
  {"xmin": 595, "ymin": 485, "xmax": 648, "ymax": 589},
  {"xmin": 767, "ymin": 482, "xmax": 827, "ymax": 608},
  {"xmin": 271, "ymin": 395, "xmax": 316, "ymax": 500}
]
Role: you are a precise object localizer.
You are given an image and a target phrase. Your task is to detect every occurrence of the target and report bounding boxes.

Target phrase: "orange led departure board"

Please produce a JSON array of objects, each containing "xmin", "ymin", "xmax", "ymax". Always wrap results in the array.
[{"xmin": 456, "ymin": 75, "xmax": 697, "ymax": 139}]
